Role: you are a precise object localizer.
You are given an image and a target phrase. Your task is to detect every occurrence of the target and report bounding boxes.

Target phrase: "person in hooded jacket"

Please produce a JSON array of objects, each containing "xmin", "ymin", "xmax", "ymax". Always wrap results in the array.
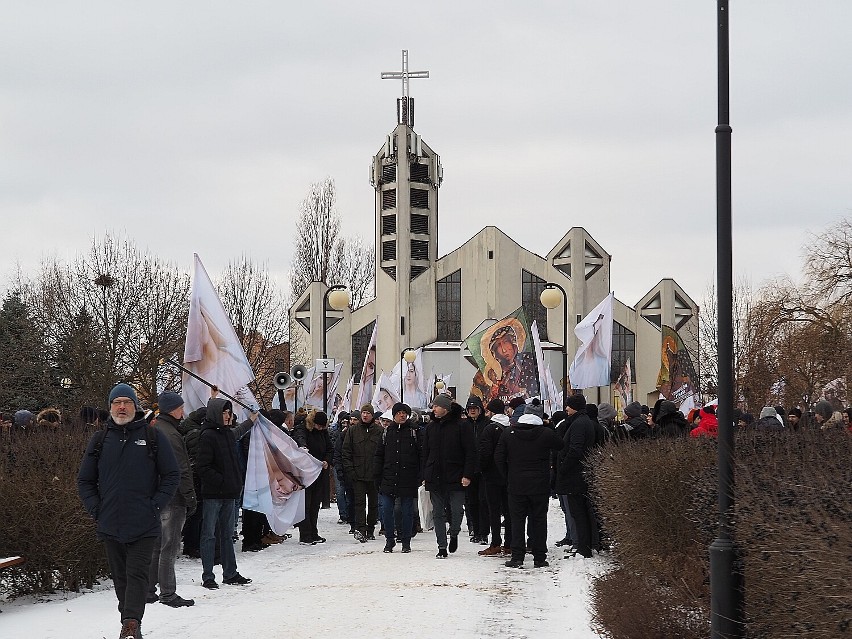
[
  {"xmin": 619, "ymin": 401, "xmax": 650, "ymax": 439},
  {"xmin": 78, "ymin": 383, "xmax": 179, "ymax": 639},
  {"xmin": 477, "ymin": 398, "xmax": 512, "ymax": 557},
  {"xmin": 550, "ymin": 410, "xmax": 577, "ymax": 549},
  {"xmin": 195, "ymin": 396, "xmax": 256, "ymax": 589},
  {"xmin": 495, "ymin": 411, "xmax": 564, "ymax": 568},
  {"xmin": 374, "ymin": 403, "xmax": 422, "ymax": 553},
  {"xmin": 342, "ymin": 404, "xmax": 383, "ymax": 542},
  {"xmin": 655, "ymin": 401, "xmax": 690, "ymax": 438},
  {"xmin": 689, "ymin": 405, "xmax": 718, "ymax": 438},
  {"xmin": 421, "ymin": 394, "xmax": 477, "ymax": 559},
  {"xmin": 556, "ymin": 394, "xmax": 596, "ymax": 559},
  {"xmin": 293, "ymin": 410, "xmax": 332, "ymax": 544},
  {"xmin": 463, "ymin": 395, "xmax": 490, "ymax": 544},
  {"xmin": 752, "ymin": 406, "xmax": 784, "ymax": 432}
]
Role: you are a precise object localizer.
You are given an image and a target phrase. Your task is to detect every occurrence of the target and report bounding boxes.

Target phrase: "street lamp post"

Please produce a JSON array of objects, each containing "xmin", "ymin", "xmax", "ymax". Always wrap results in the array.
[
  {"xmin": 322, "ymin": 285, "xmax": 350, "ymax": 415},
  {"xmin": 540, "ymin": 283, "xmax": 568, "ymax": 410},
  {"xmin": 433, "ymin": 377, "xmax": 445, "ymax": 402},
  {"xmin": 710, "ymin": 2, "xmax": 743, "ymax": 637},
  {"xmin": 400, "ymin": 348, "xmax": 417, "ymax": 403}
]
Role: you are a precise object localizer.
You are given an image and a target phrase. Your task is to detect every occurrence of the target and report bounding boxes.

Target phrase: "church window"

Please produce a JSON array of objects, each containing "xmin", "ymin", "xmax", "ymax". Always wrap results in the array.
[
  {"xmin": 522, "ymin": 270, "xmax": 548, "ymax": 338},
  {"xmin": 410, "ymin": 162, "xmax": 429, "ymax": 183},
  {"xmin": 411, "ymin": 213, "xmax": 429, "ymax": 235},
  {"xmin": 411, "ymin": 240, "xmax": 429, "ymax": 261},
  {"xmin": 611, "ymin": 321, "xmax": 636, "ymax": 383},
  {"xmin": 410, "ymin": 188, "xmax": 429, "ymax": 209},
  {"xmin": 382, "ymin": 215, "xmax": 396, "ymax": 236},
  {"xmin": 382, "ymin": 189, "xmax": 396, "ymax": 210},
  {"xmin": 436, "ymin": 269, "xmax": 461, "ymax": 341},
  {"xmin": 351, "ymin": 321, "xmax": 376, "ymax": 384}
]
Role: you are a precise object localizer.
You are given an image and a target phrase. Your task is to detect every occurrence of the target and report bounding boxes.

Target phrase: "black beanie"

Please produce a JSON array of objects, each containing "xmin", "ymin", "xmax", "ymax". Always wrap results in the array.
[
  {"xmin": 486, "ymin": 398, "xmax": 505, "ymax": 414},
  {"xmin": 466, "ymin": 396, "xmax": 484, "ymax": 411},
  {"xmin": 392, "ymin": 402, "xmax": 412, "ymax": 417},
  {"xmin": 566, "ymin": 394, "xmax": 587, "ymax": 411},
  {"xmin": 312, "ymin": 411, "xmax": 328, "ymax": 426}
]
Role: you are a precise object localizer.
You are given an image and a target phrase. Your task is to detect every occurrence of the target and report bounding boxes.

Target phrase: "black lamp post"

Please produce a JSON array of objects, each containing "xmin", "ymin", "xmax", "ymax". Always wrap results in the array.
[
  {"xmin": 710, "ymin": 1, "xmax": 744, "ymax": 637},
  {"xmin": 322, "ymin": 285, "xmax": 349, "ymax": 415},
  {"xmin": 540, "ymin": 282, "xmax": 568, "ymax": 410},
  {"xmin": 400, "ymin": 348, "xmax": 417, "ymax": 403}
]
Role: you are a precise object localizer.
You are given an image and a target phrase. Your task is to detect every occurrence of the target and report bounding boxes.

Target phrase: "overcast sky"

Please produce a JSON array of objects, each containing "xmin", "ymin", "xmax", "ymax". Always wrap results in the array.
[{"xmin": 2, "ymin": 1, "xmax": 850, "ymax": 307}]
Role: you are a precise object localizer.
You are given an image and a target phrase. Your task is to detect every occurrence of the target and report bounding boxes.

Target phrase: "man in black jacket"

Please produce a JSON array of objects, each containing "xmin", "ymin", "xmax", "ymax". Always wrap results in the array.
[
  {"xmin": 342, "ymin": 404, "xmax": 383, "ymax": 542},
  {"xmin": 147, "ymin": 391, "xmax": 197, "ymax": 608},
  {"xmin": 556, "ymin": 394, "xmax": 597, "ymax": 559},
  {"xmin": 421, "ymin": 395, "xmax": 477, "ymax": 559},
  {"xmin": 496, "ymin": 412, "xmax": 564, "ymax": 568},
  {"xmin": 478, "ymin": 398, "xmax": 511, "ymax": 557},
  {"xmin": 293, "ymin": 410, "xmax": 332, "ymax": 544},
  {"xmin": 374, "ymin": 402, "xmax": 422, "ymax": 553},
  {"xmin": 463, "ymin": 396, "xmax": 489, "ymax": 544},
  {"xmin": 78, "ymin": 383, "xmax": 179, "ymax": 639},
  {"xmin": 196, "ymin": 396, "xmax": 256, "ymax": 589}
]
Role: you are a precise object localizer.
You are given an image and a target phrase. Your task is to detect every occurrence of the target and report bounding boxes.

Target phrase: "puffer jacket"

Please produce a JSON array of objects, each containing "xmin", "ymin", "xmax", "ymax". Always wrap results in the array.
[
  {"xmin": 342, "ymin": 416, "xmax": 383, "ymax": 482},
  {"xmin": 374, "ymin": 419, "xmax": 422, "ymax": 498},
  {"xmin": 421, "ymin": 403, "xmax": 477, "ymax": 492},
  {"xmin": 195, "ymin": 398, "xmax": 253, "ymax": 499}
]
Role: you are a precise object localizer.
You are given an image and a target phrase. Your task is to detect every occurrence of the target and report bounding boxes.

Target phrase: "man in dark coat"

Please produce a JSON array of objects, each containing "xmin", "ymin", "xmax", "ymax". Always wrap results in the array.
[
  {"xmin": 374, "ymin": 402, "xmax": 422, "ymax": 553},
  {"xmin": 147, "ymin": 392, "xmax": 197, "ymax": 608},
  {"xmin": 195, "ymin": 396, "xmax": 255, "ymax": 589},
  {"xmin": 177, "ymin": 406, "xmax": 206, "ymax": 557},
  {"xmin": 620, "ymin": 401, "xmax": 650, "ymax": 439},
  {"xmin": 342, "ymin": 403, "xmax": 383, "ymax": 542},
  {"xmin": 655, "ymin": 400, "xmax": 690, "ymax": 437},
  {"xmin": 478, "ymin": 398, "xmax": 511, "ymax": 556},
  {"xmin": 551, "ymin": 410, "xmax": 577, "ymax": 549},
  {"xmin": 463, "ymin": 395, "xmax": 489, "ymax": 544},
  {"xmin": 556, "ymin": 394, "xmax": 596, "ymax": 559},
  {"xmin": 495, "ymin": 412, "xmax": 564, "ymax": 568},
  {"xmin": 421, "ymin": 394, "xmax": 477, "ymax": 559},
  {"xmin": 293, "ymin": 410, "xmax": 332, "ymax": 544},
  {"xmin": 78, "ymin": 383, "xmax": 179, "ymax": 639}
]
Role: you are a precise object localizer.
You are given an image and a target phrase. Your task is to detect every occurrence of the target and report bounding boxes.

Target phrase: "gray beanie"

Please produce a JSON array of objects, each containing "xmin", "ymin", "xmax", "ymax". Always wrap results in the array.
[
  {"xmin": 624, "ymin": 401, "xmax": 642, "ymax": 418},
  {"xmin": 598, "ymin": 403, "xmax": 617, "ymax": 421},
  {"xmin": 525, "ymin": 400, "xmax": 544, "ymax": 420},
  {"xmin": 14, "ymin": 410, "xmax": 34, "ymax": 427},
  {"xmin": 759, "ymin": 406, "xmax": 777, "ymax": 420},
  {"xmin": 813, "ymin": 400, "xmax": 833, "ymax": 420},
  {"xmin": 432, "ymin": 394, "xmax": 452, "ymax": 410}
]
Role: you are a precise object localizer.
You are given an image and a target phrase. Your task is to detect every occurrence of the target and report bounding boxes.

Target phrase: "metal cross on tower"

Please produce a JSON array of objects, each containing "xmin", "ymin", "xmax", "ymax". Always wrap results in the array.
[{"xmin": 381, "ymin": 50, "xmax": 429, "ymax": 99}]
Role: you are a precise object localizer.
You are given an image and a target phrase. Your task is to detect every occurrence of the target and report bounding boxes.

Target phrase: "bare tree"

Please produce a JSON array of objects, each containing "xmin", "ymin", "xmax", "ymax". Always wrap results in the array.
[
  {"xmin": 218, "ymin": 256, "xmax": 289, "ymax": 409},
  {"xmin": 337, "ymin": 235, "xmax": 375, "ymax": 310},
  {"xmin": 805, "ymin": 216, "xmax": 852, "ymax": 303}
]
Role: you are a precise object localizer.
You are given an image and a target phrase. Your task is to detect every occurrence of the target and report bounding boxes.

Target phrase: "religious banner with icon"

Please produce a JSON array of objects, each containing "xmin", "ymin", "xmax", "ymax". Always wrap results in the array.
[
  {"xmin": 464, "ymin": 307, "xmax": 540, "ymax": 404},
  {"xmin": 656, "ymin": 326, "xmax": 699, "ymax": 412}
]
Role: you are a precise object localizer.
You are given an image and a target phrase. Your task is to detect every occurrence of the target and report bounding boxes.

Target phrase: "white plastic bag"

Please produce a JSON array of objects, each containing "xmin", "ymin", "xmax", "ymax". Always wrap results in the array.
[{"xmin": 418, "ymin": 485, "xmax": 434, "ymax": 531}]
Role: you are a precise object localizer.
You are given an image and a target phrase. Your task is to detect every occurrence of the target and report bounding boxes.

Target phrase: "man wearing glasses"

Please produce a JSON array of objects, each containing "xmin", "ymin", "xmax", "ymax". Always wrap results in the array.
[{"xmin": 78, "ymin": 383, "xmax": 180, "ymax": 639}]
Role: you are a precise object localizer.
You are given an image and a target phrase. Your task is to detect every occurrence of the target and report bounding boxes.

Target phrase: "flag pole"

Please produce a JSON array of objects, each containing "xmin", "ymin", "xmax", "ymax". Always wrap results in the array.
[{"xmin": 161, "ymin": 358, "xmax": 254, "ymax": 411}]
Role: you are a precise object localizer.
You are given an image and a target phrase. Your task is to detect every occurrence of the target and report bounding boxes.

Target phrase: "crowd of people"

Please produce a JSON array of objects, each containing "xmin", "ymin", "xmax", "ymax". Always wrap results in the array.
[{"xmin": 0, "ymin": 380, "xmax": 845, "ymax": 639}]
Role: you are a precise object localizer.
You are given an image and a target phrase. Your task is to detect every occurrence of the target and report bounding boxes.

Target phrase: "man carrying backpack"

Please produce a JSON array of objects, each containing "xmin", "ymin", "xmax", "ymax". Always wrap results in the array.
[{"xmin": 78, "ymin": 383, "xmax": 180, "ymax": 639}]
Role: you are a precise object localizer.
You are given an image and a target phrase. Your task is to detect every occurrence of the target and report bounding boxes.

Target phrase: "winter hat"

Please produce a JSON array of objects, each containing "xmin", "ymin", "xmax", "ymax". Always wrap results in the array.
[
  {"xmin": 466, "ymin": 396, "xmax": 484, "ymax": 411},
  {"xmin": 703, "ymin": 404, "xmax": 716, "ymax": 415},
  {"xmin": 486, "ymin": 398, "xmax": 506, "ymax": 415},
  {"xmin": 312, "ymin": 411, "xmax": 328, "ymax": 426},
  {"xmin": 509, "ymin": 403, "xmax": 527, "ymax": 424},
  {"xmin": 360, "ymin": 403, "xmax": 375, "ymax": 414},
  {"xmin": 508, "ymin": 397, "xmax": 526, "ymax": 410},
  {"xmin": 641, "ymin": 405, "xmax": 650, "ymax": 415},
  {"xmin": 157, "ymin": 391, "xmax": 184, "ymax": 414},
  {"xmin": 788, "ymin": 408, "xmax": 802, "ymax": 418},
  {"xmin": 598, "ymin": 403, "xmax": 617, "ymax": 421},
  {"xmin": 517, "ymin": 413, "xmax": 543, "ymax": 426},
  {"xmin": 337, "ymin": 411, "xmax": 350, "ymax": 422},
  {"xmin": 392, "ymin": 402, "xmax": 412, "ymax": 417},
  {"xmin": 432, "ymin": 394, "xmax": 452, "ymax": 410},
  {"xmin": 624, "ymin": 401, "xmax": 642, "ymax": 418},
  {"xmin": 759, "ymin": 406, "xmax": 776, "ymax": 420},
  {"xmin": 566, "ymin": 394, "xmax": 587, "ymax": 411},
  {"xmin": 13, "ymin": 410, "xmax": 34, "ymax": 427},
  {"xmin": 380, "ymin": 410, "xmax": 393, "ymax": 421},
  {"xmin": 814, "ymin": 400, "xmax": 833, "ymax": 420},
  {"xmin": 267, "ymin": 409, "xmax": 286, "ymax": 427},
  {"xmin": 550, "ymin": 410, "xmax": 567, "ymax": 426},
  {"xmin": 525, "ymin": 399, "xmax": 544, "ymax": 420},
  {"xmin": 586, "ymin": 404, "xmax": 599, "ymax": 420},
  {"xmin": 108, "ymin": 383, "xmax": 139, "ymax": 409}
]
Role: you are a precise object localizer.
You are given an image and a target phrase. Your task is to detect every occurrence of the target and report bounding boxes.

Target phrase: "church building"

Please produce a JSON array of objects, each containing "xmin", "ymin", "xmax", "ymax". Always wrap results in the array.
[{"xmin": 289, "ymin": 52, "xmax": 698, "ymax": 411}]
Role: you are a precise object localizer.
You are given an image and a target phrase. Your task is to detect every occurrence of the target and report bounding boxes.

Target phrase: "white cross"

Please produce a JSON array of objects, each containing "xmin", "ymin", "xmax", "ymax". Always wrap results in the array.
[{"xmin": 381, "ymin": 50, "xmax": 429, "ymax": 99}]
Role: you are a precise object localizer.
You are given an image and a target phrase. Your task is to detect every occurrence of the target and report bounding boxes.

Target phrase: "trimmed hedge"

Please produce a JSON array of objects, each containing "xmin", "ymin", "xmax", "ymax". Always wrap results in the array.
[{"xmin": 587, "ymin": 429, "xmax": 851, "ymax": 638}]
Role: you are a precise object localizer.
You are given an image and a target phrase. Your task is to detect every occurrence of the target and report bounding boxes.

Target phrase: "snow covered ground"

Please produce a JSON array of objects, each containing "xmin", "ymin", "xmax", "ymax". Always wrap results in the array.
[{"xmin": 1, "ymin": 504, "xmax": 606, "ymax": 638}]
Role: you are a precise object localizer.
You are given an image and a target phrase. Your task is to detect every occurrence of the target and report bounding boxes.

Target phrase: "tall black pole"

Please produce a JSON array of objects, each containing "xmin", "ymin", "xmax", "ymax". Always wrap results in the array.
[{"xmin": 710, "ymin": 2, "xmax": 743, "ymax": 637}]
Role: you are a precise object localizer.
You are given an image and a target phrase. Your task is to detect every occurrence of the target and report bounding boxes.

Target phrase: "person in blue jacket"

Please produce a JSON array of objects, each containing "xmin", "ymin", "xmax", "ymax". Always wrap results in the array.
[{"xmin": 78, "ymin": 383, "xmax": 179, "ymax": 639}]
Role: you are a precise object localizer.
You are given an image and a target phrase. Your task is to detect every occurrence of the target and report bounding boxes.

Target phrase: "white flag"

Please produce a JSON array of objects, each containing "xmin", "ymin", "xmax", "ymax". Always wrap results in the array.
[
  {"xmin": 569, "ymin": 293, "xmax": 614, "ymax": 389},
  {"xmin": 242, "ymin": 414, "xmax": 323, "ymax": 535},
  {"xmin": 372, "ymin": 371, "xmax": 400, "ymax": 415},
  {"xmin": 305, "ymin": 362, "xmax": 344, "ymax": 411},
  {"xmin": 531, "ymin": 321, "xmax": 561, "ymax": 413},
  {"xmin": 183, "ymin": 254, "xmax": 255, "ymax": 412},
  {"xmin": 391, "ymin": 348, "xmax": 430, "ymax": 408},
  {"xmin": 355, "ymin": 321, "xmax": 378, "ymax": 408},
  {"xmin": 341, "ymin": 375, "xmax": 355, "ymax": 415}
]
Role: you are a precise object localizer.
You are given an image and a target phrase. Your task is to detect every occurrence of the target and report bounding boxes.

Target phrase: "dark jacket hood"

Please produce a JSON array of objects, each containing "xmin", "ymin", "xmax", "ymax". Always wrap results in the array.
[
  {"xmin": 656, "ymin": 401, "xmax": 680, "ymax": 420},
  {"xmin": 203, "ymin": 398, "xmax": 232, "ymax": 429}
]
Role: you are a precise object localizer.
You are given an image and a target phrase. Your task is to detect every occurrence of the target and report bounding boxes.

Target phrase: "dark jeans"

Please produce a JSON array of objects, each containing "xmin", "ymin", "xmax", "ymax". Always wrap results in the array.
[
  {"xmin": 379, "ymin": 493, "xmax": 414, "ymax": 546},
  {"xmin": 148, "ymin": 499, "xmax": 187, "ymax": 601},
  {"xmin": 201, "ymin": 498, "xmax": 238, "ymax": 582},
  {"xmin": 566, "ymin": 493, "xmax": 593, "ymax": 557},
  {"xmin": 298, "ymin": 480, "xmax": 323, "ymax": 541},
  {"xmin": 464, "ymin": 475, "xmax": 489, "ymax": 538},
  {"xmin": 429, "ymin": 488, "xmax": 465, "ymax": 550},
  {"xmin": 335, "ymin": 472, "xmax": 351, "ymax": 521},
  {"xmin": 509, "ymin": 493, "xmax": 549, "ymax": 563},
  {"xmin": 558, "ymin": 494, "xmax": 577, "ymax": 544},
  {"xmin": 352, "ymin": 479, "xmax": 378, "ymax": 535},
  {"xmin": 182, "ymin": 498, "xmax": 203, "ymax": 553},
  {"xmin": 484, "ymin": 479, "xmax": 511, "ymax": 548},
  {"xmin": 104, "ymin": 536, "xmax": 157, "ymax": 623}
]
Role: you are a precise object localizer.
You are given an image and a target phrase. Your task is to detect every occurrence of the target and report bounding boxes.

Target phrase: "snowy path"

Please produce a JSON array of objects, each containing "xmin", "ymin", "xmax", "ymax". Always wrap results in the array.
[{"xmin": 1, "ymin": 503, "xmax": 604, "ymax": 638}]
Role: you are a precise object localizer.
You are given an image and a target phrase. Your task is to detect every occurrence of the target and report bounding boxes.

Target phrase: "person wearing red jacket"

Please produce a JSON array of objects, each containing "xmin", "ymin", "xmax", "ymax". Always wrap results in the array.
[{"xmin": 690, "ymin": 405, "xmax": 719, "ymax": 438}]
